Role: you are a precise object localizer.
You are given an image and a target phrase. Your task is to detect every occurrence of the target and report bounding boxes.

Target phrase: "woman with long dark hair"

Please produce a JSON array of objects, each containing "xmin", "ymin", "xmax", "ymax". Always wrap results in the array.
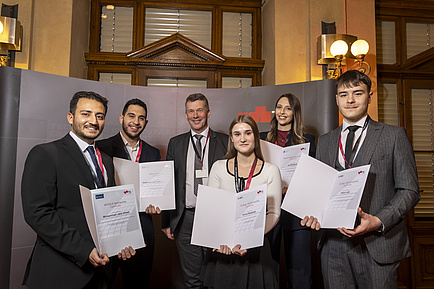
[
  {"xmin": 203, "ymin": 115, "xmax": 282, "ymax": 289},
  {"xmin": 262, "ymin": 93, "xmax": 316, "ymax": 289}
]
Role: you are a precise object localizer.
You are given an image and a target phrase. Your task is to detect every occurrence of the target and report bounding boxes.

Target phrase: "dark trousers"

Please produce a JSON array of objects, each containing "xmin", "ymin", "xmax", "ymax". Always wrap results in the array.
[
  {"xmin": 267, "ymin": 211, "xmax": 312, "ymax": 289},
  {"xmin": 175, "ymin": 209, "xmax": 204, "ymax": 289}
]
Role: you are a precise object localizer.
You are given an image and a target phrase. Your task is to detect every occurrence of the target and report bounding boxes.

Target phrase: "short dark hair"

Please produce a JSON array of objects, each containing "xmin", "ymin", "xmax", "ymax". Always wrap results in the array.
[
  {"xmin": 122, "ymin": 98, "xmax": 148, "ymax": 118},
  {"xmin": 185, "ymin": 93, "xmax": 209, "ymax": 113},
  {"xmin": 70, "ymin": 91, "xmax": 108, "ymax": 115},
  {"xmin": 336, "ymin": 70, "xmax": 371, "ymax": 93}
]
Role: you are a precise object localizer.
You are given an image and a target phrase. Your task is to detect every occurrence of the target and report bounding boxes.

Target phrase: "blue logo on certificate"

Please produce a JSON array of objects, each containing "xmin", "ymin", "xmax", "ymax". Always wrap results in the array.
[{"xmin": 95, "ymin": 194, "xmax": 104, "ymax": 199}]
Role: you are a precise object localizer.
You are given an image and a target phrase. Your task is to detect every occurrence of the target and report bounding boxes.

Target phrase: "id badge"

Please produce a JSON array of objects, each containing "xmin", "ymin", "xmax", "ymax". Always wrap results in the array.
[{"xmin": 196, "ymin": 169, "xmax": 208, "ymax": 178}]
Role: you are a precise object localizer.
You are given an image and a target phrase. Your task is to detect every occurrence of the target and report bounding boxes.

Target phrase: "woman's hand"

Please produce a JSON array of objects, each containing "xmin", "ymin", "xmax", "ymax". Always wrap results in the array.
[
  {"xmin": 232, "ymin": 244, "xmax": 248, "ymax": 256},
  {"xmin": 213, "ymin": 245, "xmax": 232, "ymax": 255},
  {"xmin": 300, "ymin": 215, "xmax": 321, "ymax": 230}
]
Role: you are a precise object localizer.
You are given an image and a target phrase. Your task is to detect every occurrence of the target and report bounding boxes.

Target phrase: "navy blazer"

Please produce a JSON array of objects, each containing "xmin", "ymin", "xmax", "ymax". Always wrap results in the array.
[
  {"xmin": 22, "ymin": 134, "xmax": 115, "ymax": 289},
  {"xmin": 97, "ymin": 132, "xmax": 161, "ymax": 246}
]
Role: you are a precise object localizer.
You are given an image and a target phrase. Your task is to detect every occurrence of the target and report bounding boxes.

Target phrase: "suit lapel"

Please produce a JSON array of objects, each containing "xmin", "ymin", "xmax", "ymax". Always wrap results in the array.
[
  {"xmin": 352, "ymin": 120, "xmax": 383, "ymax": 167},
  {"xmin": 61, "ymin": 134, "xmax": 95, "ymax": 188},
  {"xmin": 114, "ymin": 133, "xmax": 131, "ymax": 160},
  {"xmin": 208, "ymin": 129, "xmax": 217, "ymax": 169},
  {"xmin": 328, "ymin": 127, "xmax": 341, "ymax": 166}
]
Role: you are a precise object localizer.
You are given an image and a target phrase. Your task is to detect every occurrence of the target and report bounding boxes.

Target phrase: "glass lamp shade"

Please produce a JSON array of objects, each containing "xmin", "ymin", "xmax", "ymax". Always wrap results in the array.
[
  {"xmin": 0, "ymin": 21, "xmax": 3, "ymax": 34},
  {"xmin": 351, "ymin": 39, "xmax": 369, "ymax": 56},
  {"xmin": 330, "ymin": 40, "xmax": 348, "ymax": 57}
]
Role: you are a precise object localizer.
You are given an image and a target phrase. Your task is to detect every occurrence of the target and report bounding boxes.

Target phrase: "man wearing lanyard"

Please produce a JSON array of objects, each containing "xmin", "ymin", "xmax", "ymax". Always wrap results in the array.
[
  {"xmin": 161, "ymin": 93, "xmax": 228, "ymax": 289},
  {"xmin": 302, "ymin": 70, "xmax": 420, "ymax": 289},
  {"xmin": 21, "ymin": 91, "xmax": 134, "ymax": 289},
  {"xmin": 97, "ymin": 98, "xmax": 160, "ymax": 289}
]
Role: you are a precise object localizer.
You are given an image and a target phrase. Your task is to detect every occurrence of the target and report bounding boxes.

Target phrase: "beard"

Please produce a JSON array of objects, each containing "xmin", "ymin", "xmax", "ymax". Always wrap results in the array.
[{"xmin": 122, "ymin": 121, "xmax": 145, "ymax": 140}]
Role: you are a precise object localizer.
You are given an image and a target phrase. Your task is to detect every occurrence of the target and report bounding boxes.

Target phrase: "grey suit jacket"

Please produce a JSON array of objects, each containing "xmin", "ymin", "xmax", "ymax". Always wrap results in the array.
[
  {"xmin": 22, "ymin": 134, "xmax": 115, "ymax": 289},
  {"xmin": 316, "ymin": 119, "xmax": 420, "ymax": 264},
  {"xmin": 161, "ymin": 129, "xmax": 228, "ymax": 233}
]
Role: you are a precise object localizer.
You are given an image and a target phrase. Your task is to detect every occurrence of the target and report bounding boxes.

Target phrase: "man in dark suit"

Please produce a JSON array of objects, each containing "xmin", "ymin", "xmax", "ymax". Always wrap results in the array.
[
  {"xmin": 302, "ymin": 70, "xmax": 420, "ymax": 288},
  {"xmin": 161, "ymin": 93, "xmax": 228, "ymax": 289},
  {"xmin": 21, "ymin": 91, "xmax": 136, "ymax": 289},
  {"xmin": 97, "ymin": 98, "xmax": 161, "ymax": 289}
]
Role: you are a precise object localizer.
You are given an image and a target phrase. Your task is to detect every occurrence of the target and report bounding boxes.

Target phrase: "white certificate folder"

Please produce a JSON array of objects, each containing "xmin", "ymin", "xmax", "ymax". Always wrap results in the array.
[
  {"xmin": 281, "ymin": 154, "xmax": 371, "ymax": 229},
  {"xmin": 260, "ymin": 140, "xmax": 310, "ymax": 187},
  {"xmin": 191, "ymin": 184, "xmax": 267, "ymax": 250},
  {"xmin": 80, "ymin": 184, "xmax": 145, "ymax": 257},
  {"xmin": 113, "ymin": 158, "xmax": 175, "ymax": 211}
]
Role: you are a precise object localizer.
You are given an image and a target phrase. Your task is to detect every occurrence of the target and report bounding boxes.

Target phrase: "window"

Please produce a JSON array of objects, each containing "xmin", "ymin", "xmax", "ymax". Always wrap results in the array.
[
  {"xmin": 100, "ymin": 5, "xmax": 133, "ymax": 52},
  {"xmin": 145, "ymin": 8, "xmax": 212, "ymax": 49},
  {"xmin": 376, "ymin": 20, "xmax": 396, "ymax": 65},
  {"xmin": 222, "ymin": 12, "xmax": 252, "ymax": 58}
]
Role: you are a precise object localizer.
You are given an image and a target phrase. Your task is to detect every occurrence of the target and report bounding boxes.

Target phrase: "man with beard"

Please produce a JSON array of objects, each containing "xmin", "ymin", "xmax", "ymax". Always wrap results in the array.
[
  {"xmin": 21, "ymin": 91, "xmax": 135, "ymax": 289},
  {"xmin": 97, "ymin": 98, "xmax": 161, "ymax": 289}
]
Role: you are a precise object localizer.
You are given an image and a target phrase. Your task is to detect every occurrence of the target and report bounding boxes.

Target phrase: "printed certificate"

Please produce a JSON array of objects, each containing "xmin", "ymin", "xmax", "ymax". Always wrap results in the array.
[
  {"xmin": 191, "ymin": 184, "xmax": 267, "ymax": 250},
  {"xmin": 281, "ymin": 154, "xmax": 371, "ymax": 229},
  {"xmin": 80, "ymin": 184, "xmax": 145, "ymax": 257},
  {"xmin": 113, "ymin": 158, "xmax": 175, "ymax": 211},
  {"xmin": 260, "ymin": 140, "xmax": 310, "ymax": 187}
]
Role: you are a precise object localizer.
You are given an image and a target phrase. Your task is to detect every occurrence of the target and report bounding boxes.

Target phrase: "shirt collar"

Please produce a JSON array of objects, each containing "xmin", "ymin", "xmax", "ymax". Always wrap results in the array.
[
  {"xmin": 120, "ymin": 131, "xmax": 140, "ymax": 149},
  {"xmin": 190, "ymin": 126, "xmax": 209, "ymax": 138},
  {"xmin": 69, "ymin": 131, "xmax": 94, "ymax": 153},
  {"xmin": 342, "ymin": 115, "xmax": 368, "ymax": 132}
]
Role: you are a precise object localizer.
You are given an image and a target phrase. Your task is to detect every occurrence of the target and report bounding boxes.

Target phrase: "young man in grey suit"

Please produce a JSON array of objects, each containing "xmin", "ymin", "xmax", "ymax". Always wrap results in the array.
[
  {"xmin": 161, "ymin": 93, "xmax": 228, "ymax": 289},
  {"xmin": 97, "ymin": 98, "xmax": 161, "ymax": 289},
  {"xmin": 21, "ymin": 91, "xmax": 134, "ymax": 289},
  {"xmin": 302, "ymin": 70, "xmax": 420, "ymax": 289}
]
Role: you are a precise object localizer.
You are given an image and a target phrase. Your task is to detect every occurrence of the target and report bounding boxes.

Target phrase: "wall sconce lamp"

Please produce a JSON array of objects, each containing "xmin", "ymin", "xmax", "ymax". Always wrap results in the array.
[
  {"xmin": 0, "ymin": 15, "xmax": 23, "ymax": 66},
  {"xmin": 317, "ymin": 34, "xmax": 370, "ymax": 79}
]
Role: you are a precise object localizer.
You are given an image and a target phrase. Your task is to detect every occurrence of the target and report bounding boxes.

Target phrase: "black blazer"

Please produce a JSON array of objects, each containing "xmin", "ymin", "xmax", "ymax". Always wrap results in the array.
[
  {"xmin": 97, "ymin": 133, "xmax": 161, "ymax": 245},
  {"xmin": 21, "ymin": 134, "xmax": 115, "ymax": 289},
  {"xmin": 161, "ymin": 129, "xmax": 228, "ymax": 233},
  {"xmin": 260, "ymin": 130, "xmax": 316, "ymax": 231}
]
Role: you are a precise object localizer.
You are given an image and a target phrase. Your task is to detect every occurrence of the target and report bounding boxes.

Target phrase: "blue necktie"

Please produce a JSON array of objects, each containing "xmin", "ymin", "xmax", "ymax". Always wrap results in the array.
[{"xmin": 87, "ymin": 146, "xmax": 105, "ymax": 188}]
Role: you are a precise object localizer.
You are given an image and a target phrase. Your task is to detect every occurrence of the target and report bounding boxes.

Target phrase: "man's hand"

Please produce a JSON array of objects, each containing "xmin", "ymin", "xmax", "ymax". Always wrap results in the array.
[
  {"xmin": 300, "ymin": 216, "xmax": 321, "ymax": 230},
  {"xmin": 161, "ymin": 227, "xmax": 174, "ymax": 240},
  {"xmin": 282, "ymin": 187, "xmax": 288, "ymax": 195},
  {"xmin": 337, "ymin": 207, "xmax": 382, "ymax": 237},
  {"xmin": 117, "ymin": 246, "xmax": 137, "ymax": 260},
  {"xmin": 89, "ymin": 248, "xmax": 109, "ymax": 267},
  {"xmin": 232, "ymin": 244, "xmax": 248, "ymax": 256},
  {"xmin": 212, "ymin": 245, "xmax": 232, "ymax": 255},
  {"xmin": 145, "ymin": 204, "xmax": 161, "ymax": 215}
]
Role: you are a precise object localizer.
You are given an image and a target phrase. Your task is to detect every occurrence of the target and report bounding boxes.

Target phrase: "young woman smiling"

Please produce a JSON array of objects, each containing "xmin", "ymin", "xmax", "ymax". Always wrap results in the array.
[
  {"xmin": 261, "ymin": 93, "xmax": 316, "ymax": 289},
  {"xmin": 203, "ymin": 115, "xmax": 282, "ymax": 289}
]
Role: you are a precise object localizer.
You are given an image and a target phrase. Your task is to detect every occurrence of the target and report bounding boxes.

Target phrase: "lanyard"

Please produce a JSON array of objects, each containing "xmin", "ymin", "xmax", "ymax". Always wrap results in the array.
[
  {"xmin": 190, "ymin": 130, "xmax": 210, "ymax": 167},
  {"xmin": 135, "ymin": 140, "xmax": 143, "ymax": 162},
  {"xmin": 234, "ymin": 156, "xmax": 258, "ymax": 193},
  {"xmin": 94, "ymin": 146, "xmax": 105, "ymax": 185},
  {"xmin": 338, "ymin": 116, "xmax": 370, "ymax": 168}
]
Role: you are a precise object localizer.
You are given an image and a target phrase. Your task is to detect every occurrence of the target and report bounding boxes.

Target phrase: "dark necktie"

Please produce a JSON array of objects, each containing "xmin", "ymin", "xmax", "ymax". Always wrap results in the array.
[
  {"xmin": 194, "ymin": 134, "xmax": 204, "ymax": 196},
  {"xmin": 345, "ymin": 125, "xmax": 360, "ymax": 169},
  {"xmin": 87, "ymin": 146, "xmax": 105, "ymax": 188}
]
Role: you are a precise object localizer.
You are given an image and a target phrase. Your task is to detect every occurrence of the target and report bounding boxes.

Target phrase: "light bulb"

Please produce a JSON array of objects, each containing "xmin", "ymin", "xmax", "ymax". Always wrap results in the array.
[
  {"xmin": 0, "ymin": 21, "xmax": 3, "ymax": 34},
  {"xmin": 330, "ymin": 40, "xmax": 348, "ymax": 57},
  {"xmin": 351, "ymin": 39, "xmax": 369, "ymax": 56}
]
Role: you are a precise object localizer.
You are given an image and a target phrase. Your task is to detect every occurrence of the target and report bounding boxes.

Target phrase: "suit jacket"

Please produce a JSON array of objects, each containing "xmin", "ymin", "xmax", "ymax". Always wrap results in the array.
[
  {"xmin": 21, "ymin": 134, "xmax": 115, "ymax": 289},
  {"xmin": 161, "ymin": 129, "xmax": 228, "ymax": 233},
  {"xmin": 316, "ymin": 119, "xmax": 420, "ymax": 264},
  {"xmin": 97, "ymin": 132, "xmax": 161, "ymax": 245}
]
